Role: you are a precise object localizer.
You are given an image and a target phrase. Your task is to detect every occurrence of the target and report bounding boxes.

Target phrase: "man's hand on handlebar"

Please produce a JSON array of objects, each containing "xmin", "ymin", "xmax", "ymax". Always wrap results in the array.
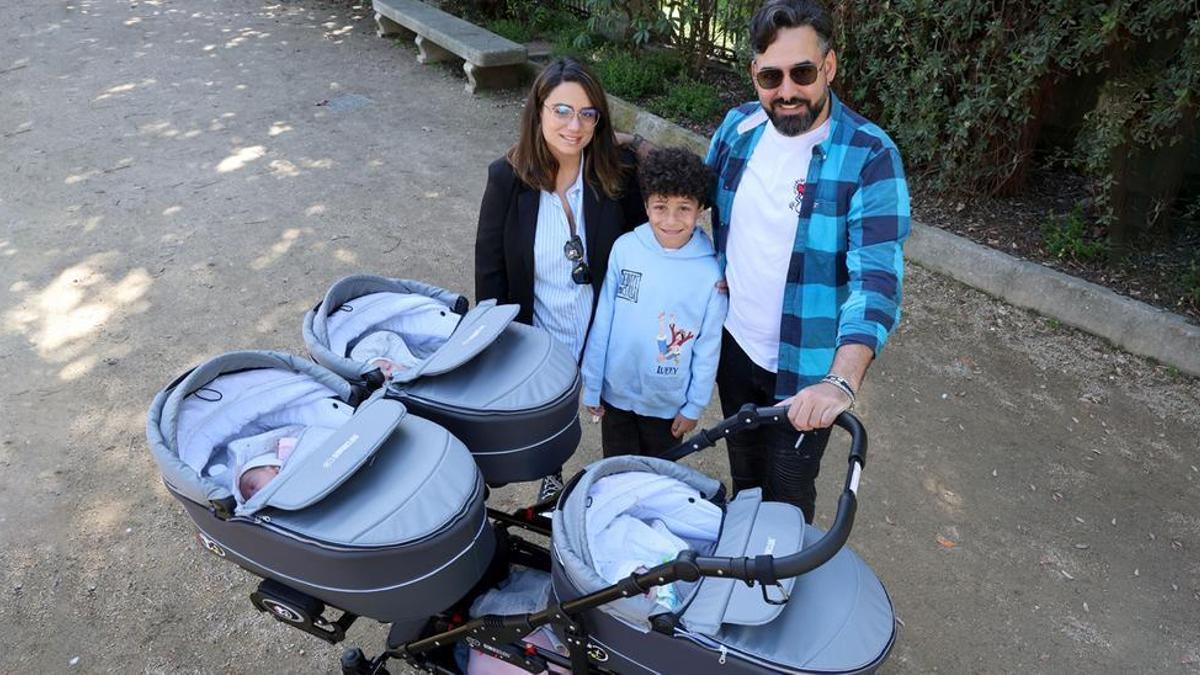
[{"xmin": 781, "ymin": 382, "xmax": 852, "ymax": 431}]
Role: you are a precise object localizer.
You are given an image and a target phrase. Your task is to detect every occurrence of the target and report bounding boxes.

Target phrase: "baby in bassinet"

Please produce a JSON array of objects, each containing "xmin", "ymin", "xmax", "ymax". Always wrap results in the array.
[
  {"xmin": 328, "ymin": 292, "xmax": 464, "ymax": 382},
  {"xmin": 235, "ymin": 435, "xmax": 295, "ymax": 502},
  {"xmin": 350, "ymin": 330, "xmax": 421, "ymax": 380},
  {"xmin": 227, "ymin": 424, "xmax": 336, "ymax": 503}
]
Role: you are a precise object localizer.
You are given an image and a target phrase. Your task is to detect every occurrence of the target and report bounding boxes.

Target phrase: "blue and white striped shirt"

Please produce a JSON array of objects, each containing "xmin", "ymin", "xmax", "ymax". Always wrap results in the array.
[{"xmin": 532, "ymin": 156, "xmax": 592, "ymax": 360}]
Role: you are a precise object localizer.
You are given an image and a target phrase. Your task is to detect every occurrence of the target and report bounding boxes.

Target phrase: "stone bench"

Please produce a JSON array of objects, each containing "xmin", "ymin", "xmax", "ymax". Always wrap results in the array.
[{"xmin": 373, "ymin": 0, "xmax": 528, "ymax": 94}]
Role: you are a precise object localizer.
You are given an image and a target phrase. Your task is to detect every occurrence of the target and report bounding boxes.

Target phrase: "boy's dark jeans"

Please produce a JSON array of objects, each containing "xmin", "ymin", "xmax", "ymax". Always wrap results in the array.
[
  {"xmin": 716, "ymin": 329, "xmax": 830, "ymax": 524},
  {"xmin": 600, "ymin": 400, "xmax": 680, "ymax": 459}
]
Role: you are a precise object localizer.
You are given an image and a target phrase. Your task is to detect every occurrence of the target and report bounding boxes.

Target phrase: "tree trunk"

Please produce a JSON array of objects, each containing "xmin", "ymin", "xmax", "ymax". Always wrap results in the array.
[
  {"xmin": 1109, "ymin": 108, "xmax": 1197, "ymax": 251},
  {"xmin": 992, "ymin": 75, "xmax": 1053, "ymax": 196}
]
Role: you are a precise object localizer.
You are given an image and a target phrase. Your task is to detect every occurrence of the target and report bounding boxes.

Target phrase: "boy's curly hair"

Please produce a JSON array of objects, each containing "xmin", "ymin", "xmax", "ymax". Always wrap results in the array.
[{"xmin": 638, "ymin": 147, "xmax": 713, "ymax": 208}]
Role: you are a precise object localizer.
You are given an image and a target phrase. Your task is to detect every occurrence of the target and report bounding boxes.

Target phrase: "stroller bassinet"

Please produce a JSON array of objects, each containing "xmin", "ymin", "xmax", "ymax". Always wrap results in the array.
[
  {"xmin": 302, "ymin": 275, "xmax": 581, "ymax": 485},
  {"xmin": 146, "ymin": 351, "xmax": 494, "ymax": 640},
  {"xmin": 550, "ymin": 454, "xmax": 895, "ymax": 674}
]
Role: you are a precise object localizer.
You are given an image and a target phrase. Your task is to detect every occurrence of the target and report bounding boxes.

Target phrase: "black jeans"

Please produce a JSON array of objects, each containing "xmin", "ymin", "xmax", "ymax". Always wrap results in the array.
[
  {"xmin": 600, "ymin": 400, "xmax": 679, "ymax": 459},
  {"xmin": 716, "ymin": 329, "xmax": 830, "ymax": 523}
]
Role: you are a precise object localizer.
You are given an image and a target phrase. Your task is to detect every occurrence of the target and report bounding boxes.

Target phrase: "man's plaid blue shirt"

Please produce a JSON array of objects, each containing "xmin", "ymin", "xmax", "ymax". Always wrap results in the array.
[{"xmin": 705, "ymin": 93, "xmax": 910, "ymax": 399}]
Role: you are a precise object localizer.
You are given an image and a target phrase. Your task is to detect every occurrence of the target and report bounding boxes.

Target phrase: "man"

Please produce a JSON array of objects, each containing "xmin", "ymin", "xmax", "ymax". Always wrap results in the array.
[{"xmin": 707, "ymin": 0, "xmax": 909, "ymax": 522}]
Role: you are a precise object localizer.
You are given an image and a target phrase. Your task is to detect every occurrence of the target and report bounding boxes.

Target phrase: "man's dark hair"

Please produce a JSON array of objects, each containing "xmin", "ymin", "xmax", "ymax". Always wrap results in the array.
[
  {"xmin": 638, "ymin": 147, "xmax": 713, "ymax": 208},
  {"xmin": 750, "ymin": 0, "xmax": 833, "ymax": 55}
]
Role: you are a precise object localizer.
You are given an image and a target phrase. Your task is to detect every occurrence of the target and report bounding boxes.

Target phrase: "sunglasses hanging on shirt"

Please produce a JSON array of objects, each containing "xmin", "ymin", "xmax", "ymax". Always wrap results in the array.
[{"xmin": 563, "ymin": 235, "xmax": 592, "ymax": 285}]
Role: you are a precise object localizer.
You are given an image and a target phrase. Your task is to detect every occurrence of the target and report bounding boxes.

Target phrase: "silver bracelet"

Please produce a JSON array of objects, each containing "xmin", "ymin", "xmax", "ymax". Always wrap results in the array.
[{"xmin": 820, "ymin": 374, "xmax": 856, "ymax": 406}]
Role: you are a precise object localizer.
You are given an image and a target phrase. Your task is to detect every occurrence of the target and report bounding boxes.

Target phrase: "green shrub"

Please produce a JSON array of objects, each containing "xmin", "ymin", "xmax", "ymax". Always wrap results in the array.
[
  {"xmin": 594, "ymin": 51, "xmax": 658, "ymax": 99},
  {"xmin": 471, "ymin": 2, "xmax": 592, "ymax": 48},
  {"xmin": 486, "ymin": 18, "xmax": 534, "ymax": 44},
  {"xmin": 1184, "ymin": 261, "xmax": 1200, "ymax": 306},
  {"xmin": 530, "ymin": 8, "xmax": 579, "ymax": 36},
  {"xmin": 833, "ymin": 1, "xmax": 1199, "ymax": 233},
  {"xmin": 649, "ymin": 80, "xmax": 723, "ymax": 124},
  {"xmin": 594, "ymin": 48, "xmax": 683, "ymax": 100},
  {"xmin": 550, "ymin": 30, "xmax": 599, "ymax": 60},
  {"xmin": 1043, "ymin": 207, "xmax": 1108, "ymax": 262}
]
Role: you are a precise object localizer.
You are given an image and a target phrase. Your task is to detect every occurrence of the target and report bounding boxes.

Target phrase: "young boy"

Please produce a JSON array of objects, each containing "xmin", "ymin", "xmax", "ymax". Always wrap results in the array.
[{"xmin": 580, "ymin": 147, "xmax": 727, "ymax": 458}]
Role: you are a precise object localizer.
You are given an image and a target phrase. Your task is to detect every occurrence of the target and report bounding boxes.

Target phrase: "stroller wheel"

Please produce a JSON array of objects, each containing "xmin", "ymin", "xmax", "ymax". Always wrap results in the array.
[
  {"xmin": 257, "ymin": 597, "xmax": 309, "ymax": 625},
  {"xmin": 251, "ymin": 579, "xmax": 324, "ymax": 624},
  {"xmin": 250, "ymin": 579, "xmax": 354, "ymax": 644}
]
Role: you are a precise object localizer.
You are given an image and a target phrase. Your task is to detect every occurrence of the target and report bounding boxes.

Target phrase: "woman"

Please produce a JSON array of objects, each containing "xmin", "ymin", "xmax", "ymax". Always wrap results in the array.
[
  {"xmin": 474, "ymin": 58, "xmax": 647, "ymax": 362},
  {"xmin": 474, "ymin": 57, "xmax": 647, "ymax": 500}
]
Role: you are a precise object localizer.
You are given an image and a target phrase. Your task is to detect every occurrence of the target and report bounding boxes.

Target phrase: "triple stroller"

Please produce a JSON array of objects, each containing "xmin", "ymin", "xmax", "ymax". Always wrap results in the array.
[{"xmin": 146, "ymin": 275, "xmax": 896, "ymax": 674}]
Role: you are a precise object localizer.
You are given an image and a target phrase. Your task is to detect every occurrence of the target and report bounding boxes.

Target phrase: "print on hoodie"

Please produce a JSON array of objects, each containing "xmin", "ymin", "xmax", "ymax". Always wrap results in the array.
[{"xmin": 655, "ymin": 311, "xmax": 696, "ymax": 368}]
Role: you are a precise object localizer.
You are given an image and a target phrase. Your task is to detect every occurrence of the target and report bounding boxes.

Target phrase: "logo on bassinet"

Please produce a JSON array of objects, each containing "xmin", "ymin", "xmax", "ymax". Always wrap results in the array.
[
  {"xmin": 586, "ymin": 643, "xmax": 610, "ymax": 662},
  {"xmin": 460, "ymin": 325, "xmax": 486, "ymax": 345},
  {"xmin": 198, "ymin": 533, "xmax": 226, "ymax": 557},
  {"xmin": 323, "ymin": 434, "xmax": 359, "ymax": 469}
]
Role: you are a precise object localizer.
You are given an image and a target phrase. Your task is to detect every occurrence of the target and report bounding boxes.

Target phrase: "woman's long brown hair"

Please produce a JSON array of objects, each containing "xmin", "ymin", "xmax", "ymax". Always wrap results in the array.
[{"xmin": 507, "ymin": 58, "xmax": 628, "ymax": 200}]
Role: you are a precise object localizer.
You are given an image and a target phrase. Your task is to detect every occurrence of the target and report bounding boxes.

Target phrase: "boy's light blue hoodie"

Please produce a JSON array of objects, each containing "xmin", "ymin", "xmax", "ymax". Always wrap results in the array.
[{"xmin": 581, "ymin": 223, "xmax": 728, "ymax": 420}]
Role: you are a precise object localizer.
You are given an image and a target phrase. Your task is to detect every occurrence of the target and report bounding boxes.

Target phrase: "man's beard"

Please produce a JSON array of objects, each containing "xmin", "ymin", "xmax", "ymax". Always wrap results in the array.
[{"xmin": 767, "ymin": 89, "xmax": 829, "ymax": 137}]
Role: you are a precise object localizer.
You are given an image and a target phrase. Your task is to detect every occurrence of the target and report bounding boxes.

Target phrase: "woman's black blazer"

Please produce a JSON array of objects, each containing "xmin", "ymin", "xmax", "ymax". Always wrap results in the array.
[{"xmin": 474, "ymin": 152, "xmax": 646, "ymax": 324}]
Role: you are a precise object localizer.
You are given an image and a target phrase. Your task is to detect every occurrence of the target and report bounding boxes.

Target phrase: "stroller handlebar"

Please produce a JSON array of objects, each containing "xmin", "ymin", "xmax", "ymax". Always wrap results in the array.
[
  {"xmin": 662, "ymin": 404, "xmax": 867, "ymax": 466},
  {"xmin": 663, "ymin": 404, "xmax": 869, "ymax": 583}
]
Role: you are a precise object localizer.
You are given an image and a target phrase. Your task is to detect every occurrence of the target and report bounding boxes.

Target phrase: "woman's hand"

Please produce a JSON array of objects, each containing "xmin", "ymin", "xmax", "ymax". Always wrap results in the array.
[
  {"xmin": 715, "ymin": 279, "xmax": 728, "ymax": 294},
  {"xmin": 671, "ymin": 414, "xmax": 697, "ymax": 438},
  {"xmin": 586, "ymin": 404, "xmax": 605, "ymax": 420}
]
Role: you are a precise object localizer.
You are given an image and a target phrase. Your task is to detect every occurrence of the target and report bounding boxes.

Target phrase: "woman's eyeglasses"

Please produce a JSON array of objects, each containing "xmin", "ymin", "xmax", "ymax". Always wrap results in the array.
[
  {"xmin": 754, "ymin": 62, "xmax": 822, "ymax": 89},
  {"xmin": 545, "ymin": 103, "xmax": 601, "ymax": 128},
  {"xmin": 563, "ymin": 235, "xmax": 592, "ymax": 285}
]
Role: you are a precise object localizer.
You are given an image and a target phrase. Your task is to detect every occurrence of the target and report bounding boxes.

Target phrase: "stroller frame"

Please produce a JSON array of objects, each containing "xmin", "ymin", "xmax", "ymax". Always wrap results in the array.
[{"xmin": 299, "ymin": 405, "xmax": 873, "ymax": 675}]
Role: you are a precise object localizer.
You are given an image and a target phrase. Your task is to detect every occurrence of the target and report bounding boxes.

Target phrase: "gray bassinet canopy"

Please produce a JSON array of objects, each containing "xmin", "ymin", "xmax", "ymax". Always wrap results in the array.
[
  {"xmin": 147, "ymin": 351, "xmax": 353, "ymax": 507},
  {"xmin": 145, "ymin": 350, "xmax": 482, "ymax": 546},
  {"xmin": 553, "ymin": 456, "xmax": 724, "ymax": 629},
  {"xmin": 302, "ymin": 275, "xmax": 583, "ymax": 485},
  {"xmin": 303, "ymin": 275, "xmax": 518, "ymax": 384}
]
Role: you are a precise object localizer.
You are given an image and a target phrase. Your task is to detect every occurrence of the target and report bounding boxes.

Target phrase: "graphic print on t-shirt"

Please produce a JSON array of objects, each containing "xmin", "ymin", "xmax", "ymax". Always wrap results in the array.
[
  {"xmin": 617, "ymin": 269, "xmax": 642, "ymax": 303},
  {"xmin": 655, "ymin": 311, "xmax": 695, "ymax": 370},
  {"xmin": 789, "ymin": 179, "xmax": 806, "ymax": 215}
]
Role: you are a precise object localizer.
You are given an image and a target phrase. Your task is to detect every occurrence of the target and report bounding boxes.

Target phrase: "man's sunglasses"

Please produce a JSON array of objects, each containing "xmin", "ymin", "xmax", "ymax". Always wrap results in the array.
[
  {"xmin": 563, "ymin": 235, "xmax": 592, "ymax": 285},
  {"xmin": 754, "ymin": 62, "xmax": 822, "ymax": 89},
  {"xmin": 545, "ymin": 103, "xmax": 601, "ymax": 128}
]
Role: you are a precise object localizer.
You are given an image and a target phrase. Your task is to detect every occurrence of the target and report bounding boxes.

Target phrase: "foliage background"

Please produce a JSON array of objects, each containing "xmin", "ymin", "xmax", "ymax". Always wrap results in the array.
[{"xmin": 444, "ymin": 0, "xmax": 1200, "ymax": 263}]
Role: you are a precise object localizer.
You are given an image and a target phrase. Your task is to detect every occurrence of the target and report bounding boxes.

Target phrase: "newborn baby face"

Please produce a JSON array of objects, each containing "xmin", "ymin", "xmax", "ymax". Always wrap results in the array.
[
  {"xmin": 373, "ymin": 358, "xmax": 407, "ymax": 379},
  {"xmin": 239, "ymin": 465, "xmax": 280, "ymax": 500}
]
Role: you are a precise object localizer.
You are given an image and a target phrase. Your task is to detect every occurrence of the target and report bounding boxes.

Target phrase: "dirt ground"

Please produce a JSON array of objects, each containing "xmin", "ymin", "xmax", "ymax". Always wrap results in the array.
[{"xmin": 1, "ymin": 1, "xmax": 1198, "ymax": 673}]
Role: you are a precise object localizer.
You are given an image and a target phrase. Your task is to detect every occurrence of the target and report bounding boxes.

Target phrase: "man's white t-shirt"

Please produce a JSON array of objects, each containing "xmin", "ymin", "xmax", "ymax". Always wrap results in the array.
[{"xmin": 725, "ymin": 118, "xmax": 831, "ymax": 372}]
